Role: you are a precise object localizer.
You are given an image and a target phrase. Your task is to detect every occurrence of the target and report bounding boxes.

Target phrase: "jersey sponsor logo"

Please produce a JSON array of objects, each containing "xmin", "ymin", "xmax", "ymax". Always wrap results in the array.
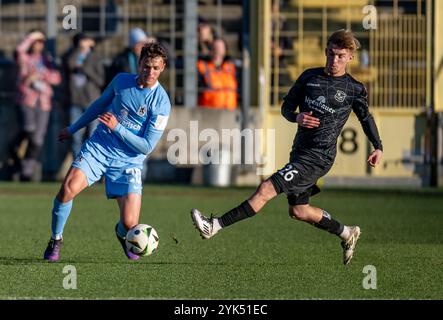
[
  {"xmin": 305, "ymin": 96, "xmax": 336, "ymax": 114},
  {"xmin": 120, "ymin": 120, "xmax": 141, "ymax": 131},
  {"xmin": 154, "ymin": 115, "xmax": 169, "ymax": 130},
  {"xmin": 334, "ymin": 90, "xmax": 347, "ymax": 103},
  {"xmin": 307, "ymin": 82, "xmax": 320, "ymax": 87},
  {"xmin": 137, "ymin": 105, "xmax": 147, "ymax": 117},
  {"xmin": 117, "ymin": 109, "xmax": 142, "ymax": 131}
]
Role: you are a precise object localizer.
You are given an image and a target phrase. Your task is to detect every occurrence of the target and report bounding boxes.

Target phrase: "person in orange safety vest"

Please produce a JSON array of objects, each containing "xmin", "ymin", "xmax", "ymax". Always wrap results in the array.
[{"xmin": 197, "ymin": 38, "xmax": 238, "ymax": 110}]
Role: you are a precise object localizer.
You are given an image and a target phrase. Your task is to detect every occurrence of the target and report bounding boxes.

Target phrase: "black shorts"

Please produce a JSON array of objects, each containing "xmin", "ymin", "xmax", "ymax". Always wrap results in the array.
[{"xmin": 269, "ymin": 162, "xmax": 329, "ymax": 205}]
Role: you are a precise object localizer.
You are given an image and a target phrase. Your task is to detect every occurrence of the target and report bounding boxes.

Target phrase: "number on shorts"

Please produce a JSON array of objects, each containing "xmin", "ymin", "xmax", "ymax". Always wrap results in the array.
[
  {"xmin": 278, "ymin": 164, "xmax": 299, "ymax": 182},
  {"xmin": 125, "ymin": 168, "xmax": 142, "ymax": 184}
]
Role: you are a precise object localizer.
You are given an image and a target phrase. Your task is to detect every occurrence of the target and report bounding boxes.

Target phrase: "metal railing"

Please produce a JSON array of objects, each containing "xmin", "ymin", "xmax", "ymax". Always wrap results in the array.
[
  {"xmin": 370, "ymin": 14, "xmax": 427, "ymax": 108},
  {"xmin": 268, "ymin": 0, "xmax": 429, "ymax": 109},
  {"xmin": 0, "ymin": 0, "xmax": 244, "ymax": 107}
]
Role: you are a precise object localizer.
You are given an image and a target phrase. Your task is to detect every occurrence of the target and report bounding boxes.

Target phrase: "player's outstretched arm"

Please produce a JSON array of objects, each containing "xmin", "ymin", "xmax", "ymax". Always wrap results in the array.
[
  {"xmin": 367, "ymin": 149, "xmax": 383, "ymax": 167},
  {"xmin": 68, "ymin": 74, "xmax": 118, "ymax": 135}
]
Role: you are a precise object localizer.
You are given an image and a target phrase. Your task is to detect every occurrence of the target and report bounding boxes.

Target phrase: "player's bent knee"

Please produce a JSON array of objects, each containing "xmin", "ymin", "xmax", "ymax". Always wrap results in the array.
[
  {"xmin": 58, "ymin": 169, "xmax": 87, "ymax": 202},
  {"xmin": 289, "ymin": 205, "xmax": 308, "ymax": 221},
  {"xmin": 58, "ymin": 182, "xmax": 77, "ymax": 202}
]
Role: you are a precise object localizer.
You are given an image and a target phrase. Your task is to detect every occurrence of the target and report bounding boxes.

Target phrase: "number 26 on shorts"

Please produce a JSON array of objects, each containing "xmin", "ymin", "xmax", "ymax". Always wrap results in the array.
[{"xmin": 278, "ymin": 164, "xmax": 299, "ymax": 182}]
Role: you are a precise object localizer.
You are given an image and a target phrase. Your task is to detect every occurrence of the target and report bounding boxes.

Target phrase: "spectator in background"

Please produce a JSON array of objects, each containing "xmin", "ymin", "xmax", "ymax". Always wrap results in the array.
[
  {"xmin": 62, "ymin": 33, "xmax": 104, "ymax": 158},
  {"xmin": 11, "ymin": 30, "xmax": 61, "ymax": 181},
  {"xmin": 198, "ymin": 17, "xmax": 215, "ymax": 60},
  {"xmin": 197, "ymin": 38, "xmax": 238, "ymax": 110},
  {"xmin": 109, "ymin": 28, "xmax": 155, "ymax": 80}
]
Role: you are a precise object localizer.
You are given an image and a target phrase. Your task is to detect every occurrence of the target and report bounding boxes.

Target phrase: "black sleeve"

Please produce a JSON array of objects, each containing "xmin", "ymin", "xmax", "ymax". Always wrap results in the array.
[
  {"xmin": 352, "ymin": 86, "xmax": 383, "ymax": 151},
  {"xmin": 281, "ymin": 73, "xmax": 306, "ymax": 123},
  {"xmin": 281, "ymin": 100, "xmax": 299, "ymax": 122}
]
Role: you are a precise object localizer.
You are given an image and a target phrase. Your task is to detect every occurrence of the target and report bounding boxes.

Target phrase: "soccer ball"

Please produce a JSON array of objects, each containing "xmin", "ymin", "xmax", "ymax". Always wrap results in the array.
[{"xmin": 125, "ymin": 224, "xmax": 159, "ymax": 256}]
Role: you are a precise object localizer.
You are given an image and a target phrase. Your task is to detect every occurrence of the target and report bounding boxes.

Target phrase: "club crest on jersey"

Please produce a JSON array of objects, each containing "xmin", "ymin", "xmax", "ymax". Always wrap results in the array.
[
  {"xmin": 334, "ymin": 90, "xmax": 347, "ymax": 103},
  {"xmin": 137, "ymin": 105, "xmax": 147, "ymax": 117}
]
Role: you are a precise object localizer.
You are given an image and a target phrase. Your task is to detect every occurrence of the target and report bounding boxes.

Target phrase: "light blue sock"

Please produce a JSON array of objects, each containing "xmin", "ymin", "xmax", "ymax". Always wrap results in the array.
[
  {"xmin": 116, "ymin": 221, "xmax": 128, "ymax": 239},
  {"xmin": 51, "ymin": 198, "xmax": 73, "ymax": 240}
]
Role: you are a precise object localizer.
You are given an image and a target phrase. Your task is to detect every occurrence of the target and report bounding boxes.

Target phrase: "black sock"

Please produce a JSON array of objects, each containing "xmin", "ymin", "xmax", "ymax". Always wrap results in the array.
[
  {"xmin": 219, "ymin": 201, "xmax": 256, "ymax": 228},
  {"xmin": 313, "ymin": 210, "xmax": 344, "ymax": 236}
]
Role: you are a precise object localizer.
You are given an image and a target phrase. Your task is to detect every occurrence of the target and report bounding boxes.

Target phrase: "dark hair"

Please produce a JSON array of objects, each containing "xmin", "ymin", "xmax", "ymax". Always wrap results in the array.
[
  {"xmin": 139, "ymin": 42, "xmax": 168, "ymax": 66},
  {"xmin": 198, "ymin": 16, "xmax": 209, "ymax": 25},
  {"xmin": 73, "ymin": 33, "xmax": 86, "ymax": 47},
  {"xmin": 327, "ymin": 29, "xmax": 360, "ymax": 52}
]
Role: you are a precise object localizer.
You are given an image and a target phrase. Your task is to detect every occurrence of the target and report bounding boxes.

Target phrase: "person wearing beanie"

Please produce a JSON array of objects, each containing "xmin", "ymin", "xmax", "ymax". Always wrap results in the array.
[{"xmin": 108, "ymin": 28, "xmax": 155, "ymax": 81}]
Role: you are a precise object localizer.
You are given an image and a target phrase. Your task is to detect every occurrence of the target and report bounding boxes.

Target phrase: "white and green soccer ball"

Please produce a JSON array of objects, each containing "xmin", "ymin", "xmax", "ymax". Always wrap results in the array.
[{"xmin": 125, "ymin": 224, "xmax": 159, "ymax": 256}]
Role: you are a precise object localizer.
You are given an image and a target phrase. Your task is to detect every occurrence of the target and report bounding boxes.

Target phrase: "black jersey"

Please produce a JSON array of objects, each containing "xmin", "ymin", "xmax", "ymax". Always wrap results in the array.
[{"xmin": 281, "ymin": 67, "xmax": 383, "ymax": 166}]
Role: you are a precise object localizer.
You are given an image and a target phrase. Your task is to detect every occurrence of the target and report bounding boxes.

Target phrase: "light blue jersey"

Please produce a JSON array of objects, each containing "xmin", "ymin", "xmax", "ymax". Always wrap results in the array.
[
  {"xmin": 48, "ymin": 72, "xmax": 170, "ymax": 243},
  {"xmin": 68, "ymin": 73, "xmax": 171, "ymax": 165}
]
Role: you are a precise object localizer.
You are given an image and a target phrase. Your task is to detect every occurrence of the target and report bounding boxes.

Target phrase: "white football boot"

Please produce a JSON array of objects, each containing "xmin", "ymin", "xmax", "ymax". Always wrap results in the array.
[
  {"xmin": 191, "ymin": 208, "xmax": 219, "ymax": 239},
  {"xmin": 341, "ymin": 226, "xmax": 361, "ymax": 265}
]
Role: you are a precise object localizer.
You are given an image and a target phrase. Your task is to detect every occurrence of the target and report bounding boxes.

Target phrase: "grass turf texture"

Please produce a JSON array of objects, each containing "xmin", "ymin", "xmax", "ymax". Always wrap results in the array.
[{"xmin": 0, "ymin": 183, "xmax": 441, "ymax": 299}]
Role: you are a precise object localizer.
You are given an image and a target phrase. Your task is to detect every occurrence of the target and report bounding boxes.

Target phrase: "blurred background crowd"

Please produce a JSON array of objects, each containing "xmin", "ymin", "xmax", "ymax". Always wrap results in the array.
[{"xmin": 0, "ymin": 0, "xmax": 441, "ymax": 188}]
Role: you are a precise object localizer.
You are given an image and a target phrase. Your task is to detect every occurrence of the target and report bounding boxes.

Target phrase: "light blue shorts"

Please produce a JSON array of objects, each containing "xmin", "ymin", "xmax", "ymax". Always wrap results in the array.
[{"xmin": 72, "ymin": 148, "xmax": 143, "ymax": 199}]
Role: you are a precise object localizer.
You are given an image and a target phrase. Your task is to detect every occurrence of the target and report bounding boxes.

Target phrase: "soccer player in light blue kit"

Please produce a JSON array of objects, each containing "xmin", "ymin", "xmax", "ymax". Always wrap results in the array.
[{"xmin": 43, "ymin": 42, "xmax": 171, "ymax": 261}]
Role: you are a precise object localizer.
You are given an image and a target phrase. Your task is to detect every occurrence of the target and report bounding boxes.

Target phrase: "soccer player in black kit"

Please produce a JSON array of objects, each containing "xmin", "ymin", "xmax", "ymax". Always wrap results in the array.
[{"xmin": 191, "ymin": 30, "xmax": 383, "ymax": 265}]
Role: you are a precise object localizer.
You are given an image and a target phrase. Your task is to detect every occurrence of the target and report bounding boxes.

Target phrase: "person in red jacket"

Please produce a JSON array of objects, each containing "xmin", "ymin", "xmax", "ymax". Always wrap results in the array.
[{"xmin": 197, "ymin": 38, "xmax": 238, "ymax": 110}]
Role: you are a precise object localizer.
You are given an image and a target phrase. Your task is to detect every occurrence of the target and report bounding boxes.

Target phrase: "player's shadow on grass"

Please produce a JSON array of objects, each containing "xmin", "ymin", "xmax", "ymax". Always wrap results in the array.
[
  {"xmin": 0, "ymin": 256, "xmax": 330, "ymax": 266},
  {"xmin": 0, "ymin": 257, "xmax": 48, "ymax": 265},
  {"xmin": 0, "ymin": 256, "xmax": 142, "ymax": 265}
]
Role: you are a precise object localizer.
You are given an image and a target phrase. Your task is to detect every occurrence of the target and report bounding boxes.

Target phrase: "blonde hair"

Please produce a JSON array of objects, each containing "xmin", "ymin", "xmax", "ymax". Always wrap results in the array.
[{"xmin": 327, "ymin": 29, "xmax": 361, "ymax": 52}]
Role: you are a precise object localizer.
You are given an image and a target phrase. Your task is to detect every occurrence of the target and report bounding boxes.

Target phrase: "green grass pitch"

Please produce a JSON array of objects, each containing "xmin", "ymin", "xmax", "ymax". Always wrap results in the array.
[{"xmin": 0, "ymin": 182, "xmax": 441, "ymax": 299}]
